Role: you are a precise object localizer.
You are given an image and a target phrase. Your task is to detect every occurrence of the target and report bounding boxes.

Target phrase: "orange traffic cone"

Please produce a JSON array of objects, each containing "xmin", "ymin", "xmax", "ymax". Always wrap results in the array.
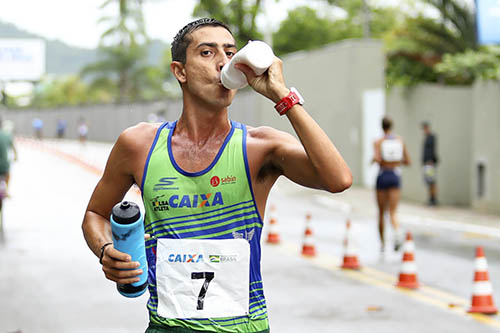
[
  {"xmin": 468, "ymin": 246, "xmax": 498, "ymax": 314},
  {"xmin": 266, "ymin": 205, "xmax": 280, "ymax": 244},
  {"xmin": 301, "ymin": 213, "xmax": 316, "ymax": 257},
  {"xmin": 396, "ymin": 232, "xmax": 419, "ymax": 289},
  {"xmin": 341, "ymin": 219, "xmax": 360, "ymax": 269}
]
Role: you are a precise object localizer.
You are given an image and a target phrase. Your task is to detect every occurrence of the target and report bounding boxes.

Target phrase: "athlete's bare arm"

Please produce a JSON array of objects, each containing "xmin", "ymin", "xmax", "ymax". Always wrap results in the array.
[
  {"xmin": 82, "ymin": 122, "xmax": 158, "ymax": 284},
  {"xmin": 402, "ymin": 139, "xmax": 411, "ymax": 166},
  {"xmin": 238, "ymin": 58, "xmax": 352, "ymax": 200},
  {"xmin": 373, "ymin": 139, "xmax": 383, "ymax": 165}
]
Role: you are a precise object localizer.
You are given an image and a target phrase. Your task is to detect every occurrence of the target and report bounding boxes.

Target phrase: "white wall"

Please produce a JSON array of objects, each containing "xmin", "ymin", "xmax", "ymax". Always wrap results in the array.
[
  {"xmin": 387, "ymin": 85, "xmax": 473, "ymax": 206},
  {"xmin": 471, "ymin": 81, "xmax": 500, "ymax": 213}
]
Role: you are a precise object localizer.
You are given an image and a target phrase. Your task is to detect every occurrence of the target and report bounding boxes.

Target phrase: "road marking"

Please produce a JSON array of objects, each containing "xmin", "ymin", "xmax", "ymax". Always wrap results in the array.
[
  {"xmin": 400, "ymin": 213, "xmax": 500, "ymax": 239},
  {"xmin": 269, "ymin": 241, "xmax": 500, "ymax": 329},
  {"xmin": 462, "ymin": 231, "xmax": 492, "ymax": 239}
]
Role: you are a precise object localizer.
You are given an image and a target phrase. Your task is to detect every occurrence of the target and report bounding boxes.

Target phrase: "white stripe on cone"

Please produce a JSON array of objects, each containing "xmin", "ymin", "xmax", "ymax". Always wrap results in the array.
[
  {"xmin": 475, "ymin": 257, "xmax": 488, "ymax": 271},
  {"xmin": 345, "ymin": 243, "xmax": 356, "ymax": 256},
  {"xmin": 303, "ymin": 236, "xmax": 314, "ymax": 246},
  {"xmin": 401, "ymin": 262, "xmax": 418, "ymax": 273},
  {"xmin": 473, "ymin": 281, "xmax": 494, "ymax": 295},
  {"xmin": 344, "ymin": 227, "xmax": 357, "ymax": 255},
  {"xmin": 403, "ymin": 241, "xmax": 415, "ymax": 253}
]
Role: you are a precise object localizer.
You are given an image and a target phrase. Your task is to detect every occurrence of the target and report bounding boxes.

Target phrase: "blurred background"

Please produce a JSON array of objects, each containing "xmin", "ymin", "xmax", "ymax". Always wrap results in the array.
[
  {"xmin": 1, "ymin": 0, "xmax": 499, "ymax": 212},
  {"xmin": 1, "ymin": 0, "xmax": 498, "ymax": 105},
  {"xmin": 1, "ymin": 1, "xmax": 500, "ymax": 332}
]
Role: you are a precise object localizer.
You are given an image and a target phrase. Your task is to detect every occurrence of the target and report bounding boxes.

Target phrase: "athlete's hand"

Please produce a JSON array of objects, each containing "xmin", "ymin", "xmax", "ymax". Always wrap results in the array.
[
  {"xmin": 235, "ymin": 57, "xmax": 290, "ymax": 104},
  {"xmin": 100, "ymin": 245, "xmax": 143, "ymax": 284}
]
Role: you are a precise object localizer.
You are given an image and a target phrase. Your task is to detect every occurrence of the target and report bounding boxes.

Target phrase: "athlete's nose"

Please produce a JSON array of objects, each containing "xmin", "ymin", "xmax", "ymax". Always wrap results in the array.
[{"xmin": 217, "ymin": 53, "xmax": 230, "ymax": 72}]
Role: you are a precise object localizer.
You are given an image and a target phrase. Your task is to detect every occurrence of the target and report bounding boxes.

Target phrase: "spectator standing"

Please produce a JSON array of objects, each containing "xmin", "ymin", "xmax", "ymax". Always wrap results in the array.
[
  {"xmin": 56, "ymin": 119, "xmax": 67, "ymax": 139},
  {"xmin": 422, "ymin": 121, "xmax": 438, "ymax": 206},
  {"xmin": 32, "ymin": 118, "xmax": 43, "ymax": 139},
  {"xmin": 77, "ymin": 118, "xmax": 89, "ymax": 144},
  {"xmin": 0, "ymin": 118, "xmax": 17, "ymax": 192}
]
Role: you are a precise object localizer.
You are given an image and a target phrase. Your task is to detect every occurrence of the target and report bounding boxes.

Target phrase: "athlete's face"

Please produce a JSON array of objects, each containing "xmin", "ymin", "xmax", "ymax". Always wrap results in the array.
[{"xmin": 178, "ymin": 26, "xmax": 238, "ymax": 109}]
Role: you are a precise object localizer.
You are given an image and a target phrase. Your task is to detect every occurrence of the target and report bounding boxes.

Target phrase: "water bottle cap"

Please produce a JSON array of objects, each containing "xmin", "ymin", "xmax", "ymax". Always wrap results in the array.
[{"xmin": 112, "ymin": 201, "xmax": 141, "ymax": 224}]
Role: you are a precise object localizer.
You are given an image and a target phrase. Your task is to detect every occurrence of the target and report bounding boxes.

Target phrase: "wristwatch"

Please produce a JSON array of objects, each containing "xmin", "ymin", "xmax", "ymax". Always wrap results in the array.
[{"xmin": 274, "ymin": 87, "xmax": 304, "ymax": 116}]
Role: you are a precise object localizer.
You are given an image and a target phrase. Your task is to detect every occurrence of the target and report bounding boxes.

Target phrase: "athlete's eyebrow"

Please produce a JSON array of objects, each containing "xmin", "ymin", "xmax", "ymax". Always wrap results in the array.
[{"xmin": 196, "ymin": 42, "xmax": 237, "ymax": 49}]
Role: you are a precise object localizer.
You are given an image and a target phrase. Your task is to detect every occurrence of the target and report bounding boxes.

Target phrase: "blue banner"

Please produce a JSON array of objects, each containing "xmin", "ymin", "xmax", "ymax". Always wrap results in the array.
[{"xmin": 476, "ymin": 0, "xmax": 500, "ymax": 45}]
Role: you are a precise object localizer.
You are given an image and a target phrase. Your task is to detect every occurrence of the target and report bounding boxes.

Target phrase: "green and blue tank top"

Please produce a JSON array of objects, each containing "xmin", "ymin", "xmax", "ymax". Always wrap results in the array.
[
  {"xmin": 0, "ymin": 131, "xmax": 13, "ymax": 174},
  {"xmin": 141, "ymin": 120, "xmax": 269, "ymax": 332}
]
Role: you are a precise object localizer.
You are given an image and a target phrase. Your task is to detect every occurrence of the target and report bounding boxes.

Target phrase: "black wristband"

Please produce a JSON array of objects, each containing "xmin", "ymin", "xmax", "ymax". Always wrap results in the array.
[{"xmin": 99, "ymin": 242, "xmax": 113, "ymax": 264}]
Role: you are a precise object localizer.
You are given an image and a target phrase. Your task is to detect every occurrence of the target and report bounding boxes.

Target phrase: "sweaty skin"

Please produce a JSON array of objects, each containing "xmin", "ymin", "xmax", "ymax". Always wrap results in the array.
[{"xmin": 82, "ymin": 26, "xmax": 352, "ymax": 285}]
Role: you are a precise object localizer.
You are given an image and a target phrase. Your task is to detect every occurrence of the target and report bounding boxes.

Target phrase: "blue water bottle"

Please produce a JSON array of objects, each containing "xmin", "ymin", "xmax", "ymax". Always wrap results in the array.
[{"xmin": 110, "ymin": 201, "xmax": 148, "ymax": 297}]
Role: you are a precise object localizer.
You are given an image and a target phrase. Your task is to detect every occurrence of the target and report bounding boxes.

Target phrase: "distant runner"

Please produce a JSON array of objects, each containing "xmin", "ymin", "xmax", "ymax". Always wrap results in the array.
[{"xmin": 373, "ymin": 116, "xmax": 410, "ymax": 256}]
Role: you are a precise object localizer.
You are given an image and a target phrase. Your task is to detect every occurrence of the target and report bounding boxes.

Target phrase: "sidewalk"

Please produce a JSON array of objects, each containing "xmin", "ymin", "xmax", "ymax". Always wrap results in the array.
[
  {"xmin": 343, "ymin": 185, "xmax": 500, "ymax": 227},
  {"xmin": 273, "ymin": 174, "xmax": 500, "ymax": 237}
]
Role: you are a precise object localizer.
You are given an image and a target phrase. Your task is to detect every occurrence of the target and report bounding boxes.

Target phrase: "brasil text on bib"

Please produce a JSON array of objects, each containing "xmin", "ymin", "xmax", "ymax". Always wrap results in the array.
[{"xmin": 156, "ymin": 238, "xmax": 250, "ymax": 318}]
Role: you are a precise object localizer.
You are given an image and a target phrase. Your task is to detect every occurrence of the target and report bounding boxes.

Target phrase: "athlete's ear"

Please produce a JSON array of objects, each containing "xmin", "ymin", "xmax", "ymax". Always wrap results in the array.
[{"xmin": 171, "ymin": 61, "xmax": 187, "ymax": 83}]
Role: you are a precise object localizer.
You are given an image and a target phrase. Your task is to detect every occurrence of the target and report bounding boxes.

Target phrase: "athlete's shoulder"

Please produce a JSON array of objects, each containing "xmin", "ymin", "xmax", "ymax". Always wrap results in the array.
[
  {"xmin": 247, "ymin": 125, "xmax": 294, "ymax": 142},
  {"xmin": 116, "ymin": 122, "xmax": 162, "ymax": 154},
  {"xmin": 392, "ymin": 134, "xmax": 405, "ymax": 142},
  {"xmin": 121, "ymin": 121, "xmax": 161, "ymax": 138}
]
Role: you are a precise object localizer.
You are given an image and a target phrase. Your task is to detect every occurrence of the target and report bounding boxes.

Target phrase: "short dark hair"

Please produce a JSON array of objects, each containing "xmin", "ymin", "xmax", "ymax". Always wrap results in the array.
[
  {"xmin": 382, "ymin": 116, "xmax": 392, "ymax": 131},
  {"xmin": 171, "ymin": 18, "xmax": 232, "ymax": 64},
  {"xmin": 421, "ymin": 121, "xmax": 430, "ymax": 128}
]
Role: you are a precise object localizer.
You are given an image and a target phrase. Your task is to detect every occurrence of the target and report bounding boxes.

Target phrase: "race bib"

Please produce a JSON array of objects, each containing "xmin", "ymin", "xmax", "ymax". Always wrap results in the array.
[
  {"xmin": 156, "ymin": 238, "xmax": 250, "ymax": 319},
  {"xmin": 381, "ymin": 140, "xmax": 403, "ymax": 162}
]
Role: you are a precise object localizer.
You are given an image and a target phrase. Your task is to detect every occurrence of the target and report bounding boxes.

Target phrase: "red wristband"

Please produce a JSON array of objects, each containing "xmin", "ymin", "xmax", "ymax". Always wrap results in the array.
[{"xmin": 274, "ymin": 88, "xmax": 304, "ymax": 115}]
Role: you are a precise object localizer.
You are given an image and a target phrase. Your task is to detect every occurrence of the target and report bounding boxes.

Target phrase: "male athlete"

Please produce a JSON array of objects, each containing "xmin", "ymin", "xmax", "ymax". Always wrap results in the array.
[
  {"xmin": 421, "ymin": 121, "xmax": 438, "ymax": 206},
  {"xmin": 82, "ymin": 18, "xmax": 352, "ymax": 333}
]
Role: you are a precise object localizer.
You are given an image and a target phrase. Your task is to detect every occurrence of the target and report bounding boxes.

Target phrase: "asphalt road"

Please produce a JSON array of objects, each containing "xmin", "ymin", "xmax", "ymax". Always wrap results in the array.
[{"xmin": 1, "ymin": 138, "xmax": 499, "ymax": 333}]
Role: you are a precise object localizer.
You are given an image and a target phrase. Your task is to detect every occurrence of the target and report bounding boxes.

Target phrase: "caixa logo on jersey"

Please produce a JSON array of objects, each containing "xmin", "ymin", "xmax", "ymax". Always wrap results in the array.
[
  {"xmin": 168, "ymin": 253, "xmax": 204, "ymax": 263},
  {"xmin": 168, "ymin": 192, "xmax": 224, "ymax": 208},
  {"xmin": 154, "ymin": 177, "xmax": 179, "ymax": 191}
]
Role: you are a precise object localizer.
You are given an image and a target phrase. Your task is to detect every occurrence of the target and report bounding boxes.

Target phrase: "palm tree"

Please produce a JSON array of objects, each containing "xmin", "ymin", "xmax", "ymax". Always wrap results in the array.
[
  {"xmin": 386, "ymin": 0, "xmax": 477, "ymax": 86},
  {"xmin": 82, "ymin": 0, "xmax": 149, "ymax": 102}
]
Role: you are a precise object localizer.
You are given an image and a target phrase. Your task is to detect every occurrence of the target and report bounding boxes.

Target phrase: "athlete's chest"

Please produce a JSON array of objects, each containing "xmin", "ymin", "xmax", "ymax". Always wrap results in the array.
[{"xmin": 170, "ymin": 138, "xmax": 226, "ymax": 173}]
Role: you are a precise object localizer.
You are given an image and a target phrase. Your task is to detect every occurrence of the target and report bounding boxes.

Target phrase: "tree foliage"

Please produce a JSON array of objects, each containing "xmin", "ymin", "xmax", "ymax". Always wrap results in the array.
[
  {"xmin": 272, "ymin": 7, "xmax": 354, "ymax": 56},
  {"xmin": 272, "ymin": 1, "xmax": 401, "ymax": 56},
  {"xmin": 17, "ymin": 0, "xmax": 500, "ymax": 108},
  {"xmin": 193, "ymin": 0, "xmax": 264, "ymax": 47},
  {"xmin": 385, "ymin": 0, "xmax": 481, "ymax": 87},
  {"xmin": 81, "ymin": 0, "xmax": 170, "ymax": 103},
  {"xmin": 31, "ymin": 76, "xmax": 113, "ymax": 108},
  {"xmin": 435, "ymin": 47, "xmax": 500, "ymax": 84}
]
